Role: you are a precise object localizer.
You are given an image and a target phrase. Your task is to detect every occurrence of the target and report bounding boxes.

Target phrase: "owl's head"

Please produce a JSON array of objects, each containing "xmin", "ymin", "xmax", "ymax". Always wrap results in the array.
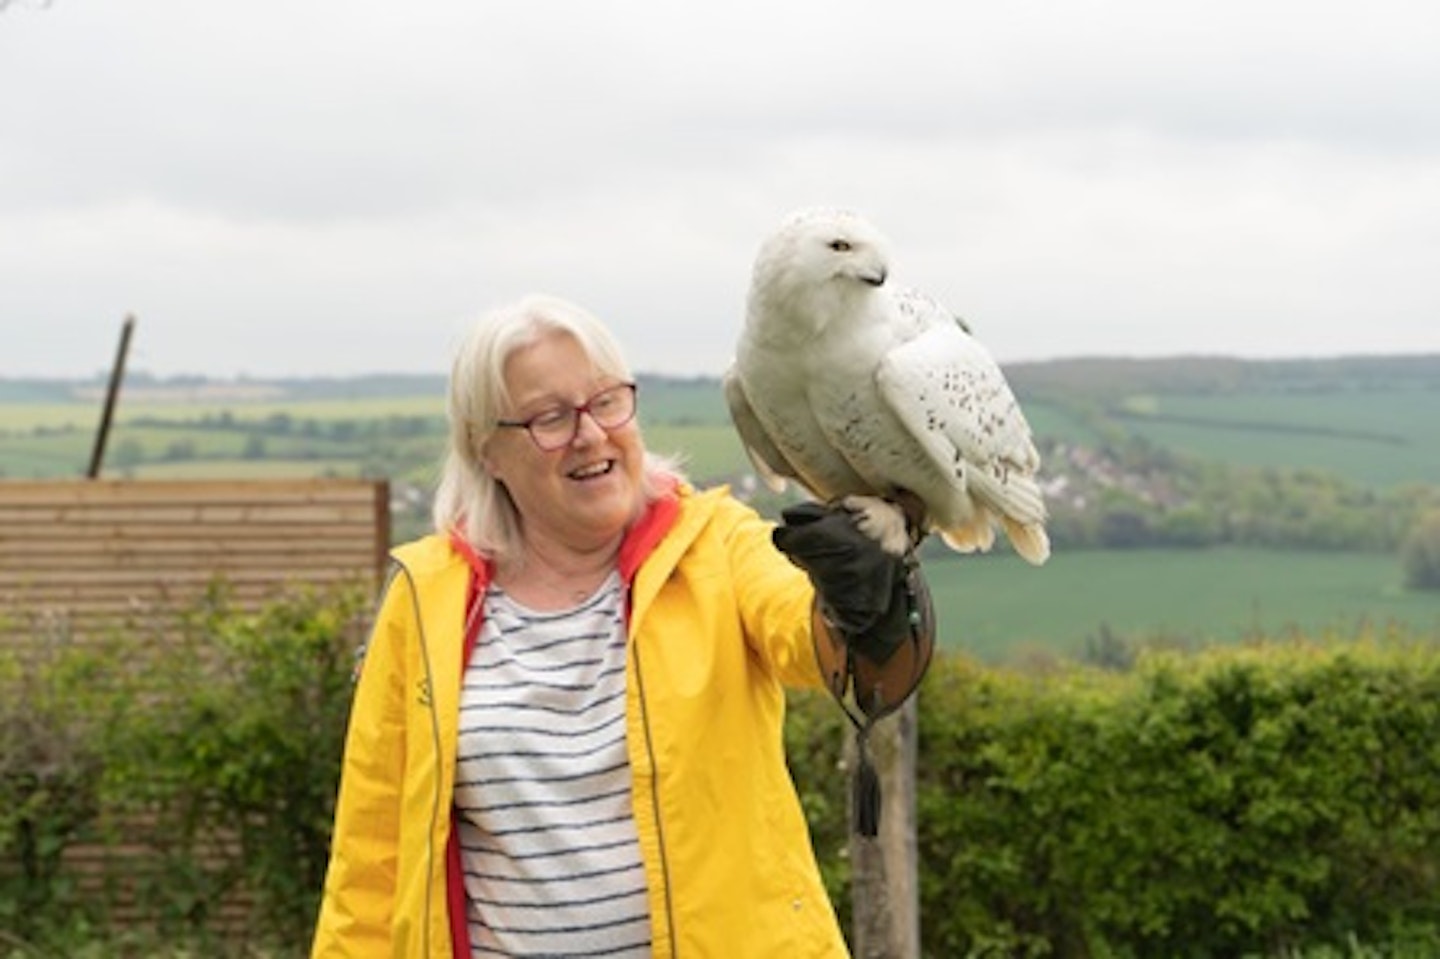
[{"xmin": 752, "ymin": 207, "xmax": 893, "ymax": 302}]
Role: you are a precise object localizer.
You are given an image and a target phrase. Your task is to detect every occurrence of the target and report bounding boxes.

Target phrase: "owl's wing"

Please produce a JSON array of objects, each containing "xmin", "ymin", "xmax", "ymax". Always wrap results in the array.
[
  {"xmin": 893, "ymin": 286, "xmax": 971, "ymax": 336},
  {"xmin": 722, "ymin": 366, "xmax": 803, "ymax": 493},
  {"xmin": 875, "ymin": 316, "xmax": 1050, "ymax": 564}
]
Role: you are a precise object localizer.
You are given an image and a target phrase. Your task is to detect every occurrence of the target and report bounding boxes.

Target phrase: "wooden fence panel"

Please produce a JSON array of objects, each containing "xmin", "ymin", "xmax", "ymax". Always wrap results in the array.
[
  {"xmin": 0, "ymin": 478, "xmax": 391, "ymax": 944},
  {"xmin": 0, "ymin": 478, "xmax": 390, "ymax": 645}
]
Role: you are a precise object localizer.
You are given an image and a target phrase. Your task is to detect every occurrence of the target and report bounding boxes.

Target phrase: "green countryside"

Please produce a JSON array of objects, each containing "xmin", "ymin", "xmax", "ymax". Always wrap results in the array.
[{"xmin": 4, "ymin": 353, "xmax": 1438, "ymax": 664}]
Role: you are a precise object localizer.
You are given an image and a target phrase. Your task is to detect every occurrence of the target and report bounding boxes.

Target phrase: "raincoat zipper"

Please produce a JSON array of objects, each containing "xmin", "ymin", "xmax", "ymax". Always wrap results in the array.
[{"xmin": 631, "ymin": 620, "xmax": 678, "ymax": 957}]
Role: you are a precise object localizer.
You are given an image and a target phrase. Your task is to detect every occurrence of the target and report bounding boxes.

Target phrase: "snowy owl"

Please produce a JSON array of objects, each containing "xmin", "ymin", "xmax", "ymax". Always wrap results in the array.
[{"xmin": 724, "ymin": 207, "xmax": 1050, "ymax": 565}]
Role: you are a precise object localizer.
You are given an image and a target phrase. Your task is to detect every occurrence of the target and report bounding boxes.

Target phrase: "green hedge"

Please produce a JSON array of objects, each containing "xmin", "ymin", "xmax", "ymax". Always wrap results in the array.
[
  {"xmin": 3, "ymin": 597, "xmax": 1439, "ymax": 957},
  {"xmin": 1, "ymin": 584, "xmax": 367, "ymax": 956},
  {"xmin": 902, "ymin": 644, "xmax": 1440, "ymax": 957}
]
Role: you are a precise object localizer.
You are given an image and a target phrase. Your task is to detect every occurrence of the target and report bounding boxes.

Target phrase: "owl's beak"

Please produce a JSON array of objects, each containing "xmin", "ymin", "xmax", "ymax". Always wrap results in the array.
[{"xmin": 860, "ymin": 267, "xmax": 887, "ymax": 287}]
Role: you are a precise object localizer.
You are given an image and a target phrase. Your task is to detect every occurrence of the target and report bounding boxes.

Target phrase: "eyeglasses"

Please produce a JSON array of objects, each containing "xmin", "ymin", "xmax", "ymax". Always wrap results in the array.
[{"xmin": 494, "ymin": 382, "xmax": 638, "ymax": 451}]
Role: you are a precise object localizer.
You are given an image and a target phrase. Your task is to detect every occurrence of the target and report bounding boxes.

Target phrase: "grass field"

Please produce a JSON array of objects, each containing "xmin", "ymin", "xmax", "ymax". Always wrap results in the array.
[
  {"xmin": 642, "ymin": 423, "xmax": 748, "ymax": 482},
  {"xmin": 0, "ymin": 394, "xmax": 743, "ymax": 482},
  {"xmin": 1106, "ymin": 389, "xmax": 1440, "ymax": 488},
  {"xmin": 0, "ymin": 381, "xmax": 712, "ymax": 433},
  {"xmin": 928, "ymin": 546, "xmax": 1440, "ymax": 663},
  {"xmin": 1010, "ymin": 397, "xmax": 1107, "ymax": 447},
  {"xmin": 123, "ymin": 458, "xmax": 363, "ymax": 479}
]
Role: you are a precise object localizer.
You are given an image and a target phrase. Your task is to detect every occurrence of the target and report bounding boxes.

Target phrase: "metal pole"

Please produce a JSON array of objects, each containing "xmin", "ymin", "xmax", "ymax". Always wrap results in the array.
[{"xmin": 86, "ymin": 314, "xmax": 136, "ymax": 479}]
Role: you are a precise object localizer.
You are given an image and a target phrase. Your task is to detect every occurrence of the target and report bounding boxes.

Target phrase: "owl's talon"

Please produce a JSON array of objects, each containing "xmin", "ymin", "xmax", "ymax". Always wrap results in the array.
[{"xmin": 840, "ymin": 495, "xmax": 910, "ymax": 556}]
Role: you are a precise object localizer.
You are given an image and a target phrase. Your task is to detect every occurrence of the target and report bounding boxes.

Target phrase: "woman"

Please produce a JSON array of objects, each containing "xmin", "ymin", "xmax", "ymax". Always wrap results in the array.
[{"xmin": 311, "ymin": 294, "xmax": 931, "ymax": 958}]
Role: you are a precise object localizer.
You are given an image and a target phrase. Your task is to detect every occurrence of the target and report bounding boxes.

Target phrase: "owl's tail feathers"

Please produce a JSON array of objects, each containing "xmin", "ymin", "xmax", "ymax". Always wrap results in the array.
[
  {"xmin": 1003, "ymin": 518, "xmax": 1051, "ymax": 566},
  {"xmin": 938, "ymin": 517, "xmax": 996, "ymax": 554},
  {"xmin": 965, "ymin": 465, "xmax": 1050, "ymax": 565},
  {"xmin": 938, "ymin": 514, "xmax": 1050, "ymax": 566},
  {"xmin": 940, "ymin": 469, "xmax": 1051, "ymax": 565}
]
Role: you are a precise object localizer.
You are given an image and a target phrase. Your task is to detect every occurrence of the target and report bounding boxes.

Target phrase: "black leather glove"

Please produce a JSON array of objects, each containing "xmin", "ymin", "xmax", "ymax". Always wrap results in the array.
[
  {"xmin": 772, "ymin": 501, "xmax": 920, "ymax": 665},
  {"xmin": 775, "ymin": 499, "xmax": 937, "ymax": 838}
]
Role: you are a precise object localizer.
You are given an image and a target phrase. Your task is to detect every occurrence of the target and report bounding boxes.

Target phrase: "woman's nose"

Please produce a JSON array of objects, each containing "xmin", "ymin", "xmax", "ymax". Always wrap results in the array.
[{"xmin": 570, "ymin": 409, "xmax": 607, "ymax": 445}]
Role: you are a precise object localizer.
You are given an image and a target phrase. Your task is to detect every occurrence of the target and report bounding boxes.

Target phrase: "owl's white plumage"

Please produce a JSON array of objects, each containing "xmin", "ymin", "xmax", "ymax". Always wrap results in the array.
[{"xmin": 725, "ymin": 208, "xmax": 1050, "ymax": 565}]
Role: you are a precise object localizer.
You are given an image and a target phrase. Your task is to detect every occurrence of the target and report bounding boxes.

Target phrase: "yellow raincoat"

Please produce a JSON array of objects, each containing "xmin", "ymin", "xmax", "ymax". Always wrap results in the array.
[{"xmin": 311, "ymin": 484, "xmax": 849, "ymax": 957}]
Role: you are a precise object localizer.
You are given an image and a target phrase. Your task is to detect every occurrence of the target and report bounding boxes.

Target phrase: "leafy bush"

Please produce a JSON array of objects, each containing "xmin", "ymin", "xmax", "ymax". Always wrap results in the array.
[
  {"xmin": 5, "ymin": 595, "xmax": 1440, "ymax": 957},
  {"xmin": 0, "ymin": 616, "xmax": 117, "ymax": 943},
  {"xmin": 909, "ymin": 642, "xmax": 1440, "ymax": 957},
  {"xmin": 0, "ymin": 582, "xmax": 367, "ymax": 957},
  {"xmin": 101, "ymin": 583, "xmax": 368, "ymax": 947}
]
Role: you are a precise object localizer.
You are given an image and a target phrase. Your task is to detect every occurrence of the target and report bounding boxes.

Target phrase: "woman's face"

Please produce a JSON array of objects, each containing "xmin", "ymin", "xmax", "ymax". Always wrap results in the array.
[{"xmin": 483, "ymin": 330, "xmax": 646, "ymax": 554}]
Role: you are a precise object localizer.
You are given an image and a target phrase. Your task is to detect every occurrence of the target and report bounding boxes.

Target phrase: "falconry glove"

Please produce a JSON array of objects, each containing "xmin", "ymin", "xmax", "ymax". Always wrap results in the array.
[
  {"xmin": 773, "ymin": 500, "xmax": 937, "ymax": 837},
  {"xmin": 772, "ymin": 501, "xmax": 921, "ymax": 665}
]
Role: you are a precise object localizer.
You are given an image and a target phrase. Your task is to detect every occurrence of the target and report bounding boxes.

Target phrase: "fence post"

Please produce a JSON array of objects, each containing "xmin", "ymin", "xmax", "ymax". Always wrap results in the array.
[
  {"xmin": 86, "ymin": 313, "xmax": 136, "ymax": 478},
  {"xmin": 849, "ymin": 695, "xmax": 920, "ymax": 958}
]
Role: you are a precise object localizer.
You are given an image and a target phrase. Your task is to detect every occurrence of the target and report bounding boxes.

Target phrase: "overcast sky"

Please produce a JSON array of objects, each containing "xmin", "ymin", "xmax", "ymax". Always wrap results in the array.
[{"xmin": 1, "ymin": 0, "xmax": 1437, "ymax": 381}]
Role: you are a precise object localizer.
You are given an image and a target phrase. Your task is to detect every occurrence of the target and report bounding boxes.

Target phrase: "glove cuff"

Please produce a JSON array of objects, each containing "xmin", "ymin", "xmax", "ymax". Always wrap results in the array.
[{"xmin": 812, "ymin": 561, "xmax": 934, "ymax": 722}]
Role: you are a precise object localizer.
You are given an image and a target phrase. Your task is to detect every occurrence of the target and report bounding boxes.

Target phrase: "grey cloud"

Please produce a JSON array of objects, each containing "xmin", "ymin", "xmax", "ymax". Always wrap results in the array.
[{"xmin": 2, "ymin": 0, "xmax": 1437, "ymax": 378}]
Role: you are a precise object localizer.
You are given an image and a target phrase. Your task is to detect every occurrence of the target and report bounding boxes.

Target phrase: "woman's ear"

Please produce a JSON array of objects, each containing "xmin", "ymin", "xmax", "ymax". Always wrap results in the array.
[
  {"xmin": 471, "ymin": 430, "xmax": 497, "ymax": 476},
  {"xmin": 479, "ymin": 444, "xmax": 509, "ymax": 481}
]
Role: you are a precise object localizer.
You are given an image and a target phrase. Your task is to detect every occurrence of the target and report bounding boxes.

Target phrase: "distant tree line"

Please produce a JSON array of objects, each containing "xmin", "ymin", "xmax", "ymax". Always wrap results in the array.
[
  {"xmin": 137, "ymin": 411, "xmax": 443, "ymax": 441},
  {"xmin": 1402, "ymin": 512, "xmax": 1440, "ymax": 591}
]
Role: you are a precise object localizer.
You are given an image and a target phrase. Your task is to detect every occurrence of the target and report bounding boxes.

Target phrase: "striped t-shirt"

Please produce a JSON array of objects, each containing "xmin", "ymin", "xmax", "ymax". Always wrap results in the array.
[{"xmin": 454, "ymin": 572, "xmax": 652, "ymax": 958}]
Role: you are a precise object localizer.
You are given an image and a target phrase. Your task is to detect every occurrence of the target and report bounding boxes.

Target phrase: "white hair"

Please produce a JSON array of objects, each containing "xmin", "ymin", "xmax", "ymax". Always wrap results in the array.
[{"xmin": 431, "ymin": 294, "xmax": 686, "ymax": 565}]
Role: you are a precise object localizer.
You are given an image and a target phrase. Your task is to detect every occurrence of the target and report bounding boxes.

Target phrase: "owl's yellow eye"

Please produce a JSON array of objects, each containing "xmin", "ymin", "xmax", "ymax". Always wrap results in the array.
[{"xmin": 829, "ymin": 239, "xmax": 853, "ymax": 252}]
